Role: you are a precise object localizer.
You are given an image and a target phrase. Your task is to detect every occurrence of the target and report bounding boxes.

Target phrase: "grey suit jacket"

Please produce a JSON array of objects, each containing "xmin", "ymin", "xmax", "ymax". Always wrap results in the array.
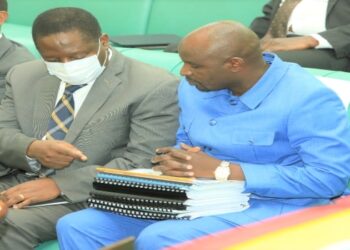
[
  {"xmin": 0, "ymin": 48, "xmax": 179, "ymax": 202},
  {"xmin": 0, "ymin": 35, "xmax": 34, "ymax": 101},
  {"xmin": 250, "ymin": 0, "xmax": 350, "ymax": 58}
]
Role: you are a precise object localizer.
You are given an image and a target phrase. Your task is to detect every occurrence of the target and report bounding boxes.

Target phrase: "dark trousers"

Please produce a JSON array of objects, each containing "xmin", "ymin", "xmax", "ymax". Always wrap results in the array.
[{"xmin": 276, "ymin": 49, "xmax": 350, "ymax": 72}]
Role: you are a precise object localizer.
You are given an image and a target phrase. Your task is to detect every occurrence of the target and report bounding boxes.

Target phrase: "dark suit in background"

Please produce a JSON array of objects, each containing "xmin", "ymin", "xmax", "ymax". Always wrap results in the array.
[
  {"xmin": 250, "ymin": 0, "xmax": 350, "ymax": 71},
  {"xmin": 0, "ymin": 35, "xmax": 34, "ymax": 101}
]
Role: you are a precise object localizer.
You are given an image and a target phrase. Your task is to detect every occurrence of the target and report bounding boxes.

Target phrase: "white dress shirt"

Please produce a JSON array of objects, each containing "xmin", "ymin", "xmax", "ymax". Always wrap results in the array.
[{"xmin": 281, "ymin": 0, "xmax": 332, "ymax": 49}]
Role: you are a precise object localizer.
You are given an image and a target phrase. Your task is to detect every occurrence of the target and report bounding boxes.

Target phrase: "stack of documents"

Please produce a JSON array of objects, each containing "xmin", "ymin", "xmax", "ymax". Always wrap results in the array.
[{"xmin": 88, "ymin": 167, "xmax": 250, "ymax": 220}]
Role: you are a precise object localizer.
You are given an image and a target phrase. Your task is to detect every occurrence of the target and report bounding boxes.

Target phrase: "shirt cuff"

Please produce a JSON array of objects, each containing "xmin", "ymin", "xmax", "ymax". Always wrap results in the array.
[
  {"xmin": 240, "ymin": 162, "xmax": 276, "ymax": 195},
  {"xmin": 25, "ymin": 156, "xmax": 41, "ymax": 173},
  {"xmin": 310, "ymin": 34, "xmax": 333, "ymax": 49}
]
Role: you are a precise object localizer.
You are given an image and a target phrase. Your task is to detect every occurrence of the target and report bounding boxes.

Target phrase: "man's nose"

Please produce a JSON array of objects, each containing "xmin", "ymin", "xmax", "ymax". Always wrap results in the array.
[{"xmin": 180, "ymin": 64, "xmax": 192, "ymax": 76}]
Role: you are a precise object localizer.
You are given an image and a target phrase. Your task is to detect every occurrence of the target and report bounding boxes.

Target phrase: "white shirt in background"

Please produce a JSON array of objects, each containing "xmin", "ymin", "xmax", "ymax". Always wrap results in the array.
[{"xmin": 281, "ymin": 0, "xmax": 332, "ymax": 49}]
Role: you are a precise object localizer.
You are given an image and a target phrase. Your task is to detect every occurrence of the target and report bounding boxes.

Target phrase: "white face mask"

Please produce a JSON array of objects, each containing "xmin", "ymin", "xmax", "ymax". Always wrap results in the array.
[{"xmin": 44, "ymin": 40, "xmax": 107, "ymax": 85}]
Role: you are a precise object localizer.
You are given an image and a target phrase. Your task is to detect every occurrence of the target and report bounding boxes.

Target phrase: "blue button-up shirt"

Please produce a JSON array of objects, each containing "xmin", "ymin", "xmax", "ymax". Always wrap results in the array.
[{"xmin": 176, "ymin": 53, "xmax": 350, "ymax": 207}]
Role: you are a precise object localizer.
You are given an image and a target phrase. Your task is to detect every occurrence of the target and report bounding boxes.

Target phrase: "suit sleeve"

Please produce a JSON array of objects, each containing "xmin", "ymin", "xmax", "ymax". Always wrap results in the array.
[
  {"xmin": 0, "ymin": 68, "xmax": 36, "ymax": 173},
  {"xmin": 319, "ymin": 24, "xmax": 350, "ymax": 58},
  {"xmin": 241, "ymin": 87, "xmax": 350, "ymax": 199},
  {"xmin": 250, "ymin": 0, "xmax": 276, "ymax": 38}
]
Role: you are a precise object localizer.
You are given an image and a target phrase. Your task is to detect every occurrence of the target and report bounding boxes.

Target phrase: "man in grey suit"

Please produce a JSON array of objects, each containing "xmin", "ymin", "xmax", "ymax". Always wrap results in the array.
[
  {"xmin": 250, "ymin": 0, "xmax": 350, "ymax": 71},
  {"xmin": 0, "ymin": 7, "xmax": 179, "ymax": 249},
  {"xmin": 0, "ymin": 0, "xmax": 34, "ymax": 101}
]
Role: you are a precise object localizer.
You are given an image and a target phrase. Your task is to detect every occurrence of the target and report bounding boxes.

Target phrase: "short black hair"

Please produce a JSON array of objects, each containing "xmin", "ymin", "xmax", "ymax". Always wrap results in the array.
[
  {"xmin": 32, "ymin": 7, "xmax": 101, "ymax": 45},
  {"xmin": 0, "ymin": 0, "xmax": 7, "ymax": 11}
]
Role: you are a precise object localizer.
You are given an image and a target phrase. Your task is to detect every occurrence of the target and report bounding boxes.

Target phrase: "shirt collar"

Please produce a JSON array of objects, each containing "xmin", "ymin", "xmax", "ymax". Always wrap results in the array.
[
  {"xmin": 239, "ymin": 53, "xmax": 289, "ymax": 110},
  {"xmin": 182, "ymin": 53, "xmax": 290, "ymax": 106}
]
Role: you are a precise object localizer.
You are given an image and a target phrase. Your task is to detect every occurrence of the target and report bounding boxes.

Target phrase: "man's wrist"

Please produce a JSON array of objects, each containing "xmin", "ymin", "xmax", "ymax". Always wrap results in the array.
[
  {"xmin": 26, "ymin": 139, "xmax": 39, "ymax": 158},
  {"xmin": 214, "ymin": 161, "xmax": 231, "ymax": 181}
]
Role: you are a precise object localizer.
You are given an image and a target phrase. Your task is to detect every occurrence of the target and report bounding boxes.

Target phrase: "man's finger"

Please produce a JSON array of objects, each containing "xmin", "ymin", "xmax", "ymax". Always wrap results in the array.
[
  {"xmin": 67, "ymin": 150, "xmax": 87, "ymax": 161},
  {"xmin": 168, "ymin": 150, "xmax": 191, "ymax": 161},
  {"xmin": 3, "ymin": 196, "xmax": 16, "ymax": 207},
  {"xmin": 152, "ymin": 166, "xmax": 161, "ymax": 172},
  {"xmin": 49, "ymin": 141, "xmax": 85, "ymax": 159},
  {"xmin": 40, "ymin": 156, "xmax": 74, "ymax": 169},
  {"xmin": 13, "ymin": 198, "xmax": 32, "ymax": 209},
  {"xmin": 156, "ymin": 146, "xmax": 193, "ymax": 161},
  {"xmin": 155, "ymin": 147, "xmax": 174, "ymax": 154},
  {"xmin": 163, "ymin": 169, "xmax": 194, "ymax": 178},
  {"xmin": 151, "ymin": 154, "xmax": 175, "ymax": 164},
  {"xmin": 180, "ymin": 143, "xmax": 201, "ymax": 153},
  {"xmin": 3, "ymin": 192, "xmax": 25, "ymax": 207},
  {"xmin": 56, "ymin": 144, "xmax": 88, "ymax": 162},
  {"xmin": 155, "ymin": 162, "xmax": 193, "ymax": 174}
]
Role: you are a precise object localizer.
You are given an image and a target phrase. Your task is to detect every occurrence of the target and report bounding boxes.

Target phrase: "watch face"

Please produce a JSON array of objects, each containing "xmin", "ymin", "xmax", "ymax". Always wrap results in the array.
[{"xmin": 215, "ymin": 161, "xmax": 230, "ymax": 181}]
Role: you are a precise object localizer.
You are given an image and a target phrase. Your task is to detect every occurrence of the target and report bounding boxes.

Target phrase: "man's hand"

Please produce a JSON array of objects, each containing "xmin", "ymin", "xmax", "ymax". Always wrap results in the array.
[
  {"xmin": 152, "ymin": 143, "xmax": 220, "ymax": 178},
  {"xmin": 0, "ymin": 198, "xmax": 8, "ymax": 218},
  {"xmin": 26, "ymin": 140, "xmax": 87, "ymax": 169},
  {"xmin": 1, "ymin": 178, "xmax": 61, "ymax": 209},
  {"xmin": 260, "ymin": 36, "xmax": 319, "ymax": 52}
]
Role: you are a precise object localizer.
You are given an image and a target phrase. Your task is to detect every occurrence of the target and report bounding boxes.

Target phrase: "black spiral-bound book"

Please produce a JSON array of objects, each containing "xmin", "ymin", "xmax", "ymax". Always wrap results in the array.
[
  {"xmin": 90, "ymin": 189, "xmax": 186, "ymax": 209},
  {"xmin": 88, "ymin": 168, "xmax": 250, "ymax": 220}
]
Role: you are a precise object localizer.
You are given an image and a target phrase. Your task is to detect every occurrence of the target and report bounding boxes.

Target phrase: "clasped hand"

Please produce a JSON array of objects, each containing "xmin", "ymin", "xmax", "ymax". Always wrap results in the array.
[{"xmin": 152, "ymin": 143, "xmax": 220, "ymax": 178}]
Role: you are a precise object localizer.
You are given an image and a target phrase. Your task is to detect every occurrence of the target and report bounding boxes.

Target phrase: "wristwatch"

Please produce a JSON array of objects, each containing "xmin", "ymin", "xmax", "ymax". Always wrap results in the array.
[{"xmin": 214, "ymin": 161, "xmax": 231, "ymax": 181}]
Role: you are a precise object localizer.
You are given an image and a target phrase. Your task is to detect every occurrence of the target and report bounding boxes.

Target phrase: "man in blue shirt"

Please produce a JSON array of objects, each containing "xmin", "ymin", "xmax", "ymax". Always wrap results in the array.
[{"xmin": 56, "ymin": 21, "xmax": 350, "ymax": 250}]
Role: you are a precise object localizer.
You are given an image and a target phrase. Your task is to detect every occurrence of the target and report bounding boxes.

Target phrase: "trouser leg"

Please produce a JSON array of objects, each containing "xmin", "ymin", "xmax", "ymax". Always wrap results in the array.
[
  {"xmin": 136, "ymin": 199, "xmax": 305, "ymax": 250},
  {"xmin": 0, "ymin": 172, "xmax": 86, "ymax": 249},
  {"xmin": 0, "ymin": 202, "xmax": 86, "ymax": 249},
  {"xmin": 58, "ymin": 200, "xmax": 308, "ymax": 250},
  {"xmin": 57, "ymin": 208, "xmax": 154, "ymax": 250},
  {"xmin": 276, "ymin": 49, "xmax": 350, "ymax": 71}
]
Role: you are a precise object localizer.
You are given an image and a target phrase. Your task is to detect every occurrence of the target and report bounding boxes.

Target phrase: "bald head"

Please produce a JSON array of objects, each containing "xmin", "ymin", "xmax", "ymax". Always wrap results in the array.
[
  {"xmin": 179, "ymin": 21, "xmax": 261, "ymax": 63},
  {"xmin": 178, "ymin": 21, "xmax": 268, "ymax": 95}
]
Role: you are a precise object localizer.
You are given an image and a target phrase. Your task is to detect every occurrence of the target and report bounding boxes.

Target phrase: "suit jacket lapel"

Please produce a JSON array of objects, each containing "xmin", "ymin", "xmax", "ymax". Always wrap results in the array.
[
  {"xmin": 32, "ymin": 75, "xmax": 60, "ymax": 139},
  {"xmin": 0, "ymin": 36, "xmax": 11, "ymax": 59},
  {"xmin": 64, "ymin": 49, "xmax": 124, "ymax": 143},
  {"xmin": 327, "ymin": 0, "xmax": 338, "ymax": 15}
]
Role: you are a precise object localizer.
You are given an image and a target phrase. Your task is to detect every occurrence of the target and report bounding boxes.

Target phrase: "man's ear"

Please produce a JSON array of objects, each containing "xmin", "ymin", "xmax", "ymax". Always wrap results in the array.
[
  {"xmin": 100, "ymin": 33, "xmax": 110, "ymax": 48},
  {"xmin": 225, "ymin": 57, "xmax": 245, "ymax": 73},
  {"xmin": 0, "ymin": 11, "xmax": 8, "ymax": 25}
]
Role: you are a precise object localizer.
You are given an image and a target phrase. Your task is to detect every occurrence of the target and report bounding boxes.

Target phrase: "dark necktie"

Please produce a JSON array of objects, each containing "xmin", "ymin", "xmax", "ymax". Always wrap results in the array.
[
  {"xmin": 269, "ymin": 0, "xmax": 302, "ymax": 38},
  {"xmin": 46, "ymin": 83, "xmax": 87, "ymax": 140}
]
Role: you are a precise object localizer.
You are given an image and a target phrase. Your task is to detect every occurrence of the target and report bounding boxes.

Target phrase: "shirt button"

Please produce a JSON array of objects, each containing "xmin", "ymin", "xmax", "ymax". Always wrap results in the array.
[
  {"xmin": 183, "ymin": 125, "xmax": 188, "ymax": 132},
  {"xmin": 229, "ymin": 99, "xmax": 238, "ymax": 105},
  {"xmin": 209, "ymin": 119, "xmax": 217, "ymax": 126}
]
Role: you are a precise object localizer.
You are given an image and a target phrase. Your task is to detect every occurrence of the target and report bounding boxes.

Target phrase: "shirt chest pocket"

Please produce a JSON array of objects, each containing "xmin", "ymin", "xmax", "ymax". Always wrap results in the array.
[{"xmin": 230, "ymin": 131, "xmax": 275, "ymax": 162}]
